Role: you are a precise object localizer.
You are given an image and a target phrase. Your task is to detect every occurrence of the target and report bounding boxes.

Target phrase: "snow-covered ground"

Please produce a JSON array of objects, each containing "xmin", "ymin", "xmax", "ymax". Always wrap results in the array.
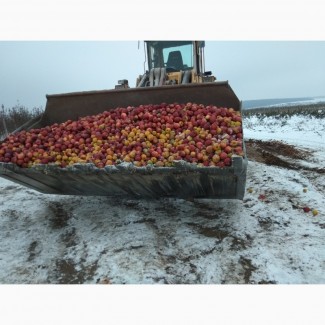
[
  {"xmin": 0, "ymin": 109, "xmax": 324, "ymax": 284},
  {"xmin": 244, "ymin": 114, "xmax": 325, "ymax": 156}
]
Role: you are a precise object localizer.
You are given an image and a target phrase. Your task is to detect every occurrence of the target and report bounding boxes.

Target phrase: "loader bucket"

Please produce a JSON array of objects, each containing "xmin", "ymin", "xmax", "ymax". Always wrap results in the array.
[
  {"xmin": 40, "ymin": 82, "xmax": 241, "ymax": 125},
  {"xmin": 0, "ymin": 82, "xmax": 247, "ymax": 199}
]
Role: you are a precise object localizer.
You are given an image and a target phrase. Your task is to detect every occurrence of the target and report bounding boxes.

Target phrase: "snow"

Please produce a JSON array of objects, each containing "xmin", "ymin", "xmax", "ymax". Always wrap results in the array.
[
  {"xmin": 244, "ymin": 114, "xmax": 325, "ymax": 151},
  {"xmin": 0, "ymin": 110, "xmax": 324, "ymax": 285}
]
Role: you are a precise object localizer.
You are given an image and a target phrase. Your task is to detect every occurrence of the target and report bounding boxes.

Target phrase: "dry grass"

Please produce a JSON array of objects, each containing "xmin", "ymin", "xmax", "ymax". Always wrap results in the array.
[
  {"xmin": 243, "ymin": 102, "xmax": 325, "ymax": 118},
  {"xmin": 0, "ymin": 104, "xmax": 44, "ymax": 139}
]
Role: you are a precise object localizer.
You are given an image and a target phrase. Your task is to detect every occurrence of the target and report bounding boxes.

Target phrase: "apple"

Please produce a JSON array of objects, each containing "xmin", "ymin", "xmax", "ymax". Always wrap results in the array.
[{"xmin": 0, "ymin": 102, "xmax": 244, "ymax": 168}]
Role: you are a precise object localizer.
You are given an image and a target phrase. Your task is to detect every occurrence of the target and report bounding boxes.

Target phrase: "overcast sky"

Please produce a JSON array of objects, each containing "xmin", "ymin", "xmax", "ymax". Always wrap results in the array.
[
  {"xmin": 0, "ymin": 41, "xmax": 324, "ymax": 109},
  {"xmin": 1, "ymin": 1, "xmax": 324, "ymax": 109}
]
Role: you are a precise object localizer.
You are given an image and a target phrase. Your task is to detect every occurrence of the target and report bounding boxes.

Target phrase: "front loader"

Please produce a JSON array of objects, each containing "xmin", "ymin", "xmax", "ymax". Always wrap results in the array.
[{"xmin": 0, "ymin": 41, "xmax": 247, "ymax": 199}]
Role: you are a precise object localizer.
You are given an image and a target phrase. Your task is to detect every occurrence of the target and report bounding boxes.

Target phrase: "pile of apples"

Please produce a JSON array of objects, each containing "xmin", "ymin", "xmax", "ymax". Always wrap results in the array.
[{"xmin": 0, "ymin": 102, "xmax": 244, "ymax": 168}]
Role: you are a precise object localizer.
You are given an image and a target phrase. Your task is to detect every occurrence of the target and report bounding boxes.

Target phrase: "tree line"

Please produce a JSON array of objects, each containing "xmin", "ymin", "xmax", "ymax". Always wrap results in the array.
[{"xmin": 0, "ymin": 104, "xmax": 44, "ymax": 139}]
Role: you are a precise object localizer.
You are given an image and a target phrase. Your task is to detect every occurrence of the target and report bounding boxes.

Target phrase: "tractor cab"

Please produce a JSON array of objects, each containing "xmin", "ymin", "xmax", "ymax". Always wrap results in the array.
[
  {"xmin": 136, "ymin": 41, "xmax": 215, "ymax": 87},
  {"xmin": 146, "ymin": 41, "xmax": 195, "ymax": 72}
]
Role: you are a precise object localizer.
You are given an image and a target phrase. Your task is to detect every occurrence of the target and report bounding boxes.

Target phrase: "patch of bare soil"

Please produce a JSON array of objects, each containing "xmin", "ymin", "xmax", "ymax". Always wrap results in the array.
[
  {"xmin": 47, "ymin": 201, "xmax": 72, "ymax": 229},
  {"xmin": 52, "ymin": 259, "xmax": 98, "ymax": 284},
  {"xmin": 245, "ymin": 139, "xmax": 325, "ymax": 174}
]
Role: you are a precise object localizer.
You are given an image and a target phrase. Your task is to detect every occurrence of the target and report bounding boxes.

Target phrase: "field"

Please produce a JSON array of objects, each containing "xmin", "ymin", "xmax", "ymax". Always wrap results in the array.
[{"xmin": 0, "ymin": 104, "xmax": 324, "ymax": 284}]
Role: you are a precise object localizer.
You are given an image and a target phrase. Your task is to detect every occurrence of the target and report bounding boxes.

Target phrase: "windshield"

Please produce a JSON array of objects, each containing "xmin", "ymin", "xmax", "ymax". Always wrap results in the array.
[{"xmin": 146, "ymin": 41, "xmax": 193, "ymax": 71}]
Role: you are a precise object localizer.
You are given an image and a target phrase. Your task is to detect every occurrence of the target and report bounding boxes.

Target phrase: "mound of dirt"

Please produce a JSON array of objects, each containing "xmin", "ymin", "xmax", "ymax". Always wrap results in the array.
[{"xmin": 245, "ymin": 139, "xmax": 316, "ymax": 171}]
